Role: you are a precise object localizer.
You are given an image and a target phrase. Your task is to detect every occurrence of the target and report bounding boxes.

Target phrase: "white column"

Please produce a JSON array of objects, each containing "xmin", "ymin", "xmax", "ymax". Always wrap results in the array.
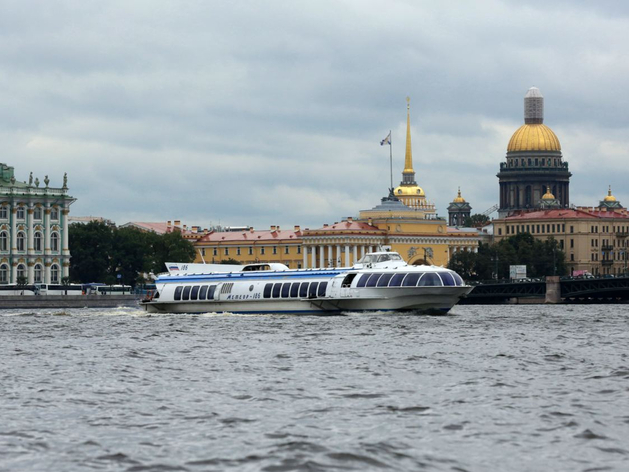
[
  {"xmin": 62, "ymin": 208, "xmax": 70, "ymax": 255},
  {"xmin": 352, "ymin": 246, "xmax": 357, "ymax": 265},
  {"xmin": 319, "ymin": 245, "xmax": 324, "ymax": 268},
  {"xmin": 345, "ymin": 245, "xmax": 350, "ymax": 267},
  {"xmin": 10, "ymin": 206, "xmax": 17, "ymax": 253},
  {"xmin": 44, "ymin": 205, "xmax": 51, "ymax": 255},
  {"xmin": 27, "ymin": 263, "xmax": 34, "ymax": 284},
  {"xmin": 311, "ymin": 247, "xmax": 316, "ymax": 267},
  {"xmin": 302, "ymin": 247, "xmax": 307, "ymax": 268},
  {"xmin": 45, "ymin": 263, "xmax": 51, "ymax": 283},
  {"xmin": 361, "ymin": 245, "xmax": 365, "ymax": 258},
  {"xmin": 11, "ymin": 263, "xmax": 17, "ymax": 283},
  {"xmin": 336, "ymin": 245, "xmax": 341, "ymax": 267},
  {"xmin": 327, "ymin": 245, "xmax": 333, "ymax": 267},
  {"xmin": 27, "ymin": 205, "xmax": 34, "ymax": 255},
  {"xmin": 62, "ymin": 262, "xmax": 69, "ymax": 279}
]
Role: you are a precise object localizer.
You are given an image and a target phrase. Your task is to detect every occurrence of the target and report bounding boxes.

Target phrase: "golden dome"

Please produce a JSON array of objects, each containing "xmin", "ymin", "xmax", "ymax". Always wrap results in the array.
[
  {"xmin": 507, "ymin": 124, "xmax": 561, "ymax": 152},
  {"xmin": 542, "ymin": 187, "xmax": 555, "ymax": 200},
  {"xmin": 604, "ymin": 185, "xmax": 616, "ymax": 202},
  {"xmin": 453, "ymin": 187, "xmax": 465, "ymax": 203},
  {"xmin": 395, "ymin": 185, "xmax": 425, "ymax": 197}
]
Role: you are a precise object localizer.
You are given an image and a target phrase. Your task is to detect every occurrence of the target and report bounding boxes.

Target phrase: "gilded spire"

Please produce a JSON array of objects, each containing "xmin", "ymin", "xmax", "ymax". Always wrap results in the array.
[
  {"xmin": 404, "ymin": 96, "xmax": 413, "ymax": 173},
  {"xmin": 604, "ymin": 185, "xmax": 617, "ymax": 202}
]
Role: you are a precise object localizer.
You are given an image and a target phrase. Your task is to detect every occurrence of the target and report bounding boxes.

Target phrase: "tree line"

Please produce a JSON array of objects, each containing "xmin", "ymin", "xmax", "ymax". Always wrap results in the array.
[
  {"xmin": 69, "ymin": 222, "xmax": 196, "ymax": 285},
  {"xmin": 448, "ymin": 233, "xmax": 567, "ymax": 281}
]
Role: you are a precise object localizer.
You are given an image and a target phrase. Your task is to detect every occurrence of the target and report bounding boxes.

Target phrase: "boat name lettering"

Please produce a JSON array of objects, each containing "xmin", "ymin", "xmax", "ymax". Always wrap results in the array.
[{"xmin": 226, "ymin": 293, "xmax": 261, "ymax": 300}]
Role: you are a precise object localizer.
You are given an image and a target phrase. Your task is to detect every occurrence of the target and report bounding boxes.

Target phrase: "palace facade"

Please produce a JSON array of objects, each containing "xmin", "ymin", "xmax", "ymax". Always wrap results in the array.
[{"xmin": 0, "ymin": 163, "xmax": 75, "ymax": 284}]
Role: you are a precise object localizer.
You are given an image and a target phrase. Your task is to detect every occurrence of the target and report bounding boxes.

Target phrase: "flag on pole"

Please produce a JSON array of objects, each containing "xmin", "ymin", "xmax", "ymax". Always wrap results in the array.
[{"xmin": 380, "ymin": 132, "xmax": 391, "ymax": 146}]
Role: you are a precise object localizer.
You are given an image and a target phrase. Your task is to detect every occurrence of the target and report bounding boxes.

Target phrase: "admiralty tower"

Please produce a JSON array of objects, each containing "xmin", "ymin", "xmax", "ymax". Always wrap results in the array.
[{"xmin": 497, "ymin": 87, "xmax": 571, "ymax": 218}]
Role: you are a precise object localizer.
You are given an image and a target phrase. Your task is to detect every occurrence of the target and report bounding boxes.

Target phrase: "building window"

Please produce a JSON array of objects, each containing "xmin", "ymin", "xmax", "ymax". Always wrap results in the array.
[
  {"xmin": 0, "ymin": 264, "xmax": 7, "ymax": 282},
  {"xmin": 570, "ymin": 254, "xmax": 574, "ymax": 261},
  {"xmin": 248, "ymin": 247, "xmax": 253, "ymax": 255},
  {"xmin": 224, "ymin": 248, "xmax": 229, "ymax": 256},
  {"xmin": 0, "ymin": 231, "xmax": 7, "ymax": 251},
  {"xmin": 213, "ymin": 248, "xmax": 217, "ymax": 256},
  {"xmin": 201, "ymin": 248, "xmax": 205, "ymax": 256},
  {"xmin": 570, "ymin": 226, "xmax": 574, "ymax": 233},
  {"xmin": 34, "ymin": 207, "xmax": 42, "ymax": 220},
  {"xmin": 51, "ymin": 208, "xmax": 59, "ymax": 220},
  {"xmin": 285, "ymin": 246, "xmax": 290, "ymax": 255},
  {"xmin": 17, "ymin": 206, "xmax": 25, "ymax": 220},
  {"xmin": 559, "ymin": 240, "xmax": 564, "ymax": 249},
  {"xmin": 570, "ymin": 239, "xmax": 574, "ymax": 248},
  {"xmin": 34, "ymin": 264, "xmax": 43, "ymax": 283},
  {"xmin": 237, "ymin": 247, "xmax": 241, "ymax": 256},
  {"xmin": 297, "ymin": 246, "xmax": 301, "ymax": 254},
  {"xmin": 51, "ymin": 264, "xmax": 59, "ymax": 283},
  {"xmin": 17, "ymin": 264, "xmax": 26, "ymax": 280},
  {"xmin": 51, "ymin": 232, "xmax": 59, "ymax": 252},
  {"xmin": 273, "ymin": 246, "xmax": 277, "ymax": 255},
  {"xmin": 17, "ymin": 232, "xmax": 26, "ymax": 252},
  {"xmin": 34, "ymin": 232, "xmax": 42, "ymax": 252},
  {"xmin": 261, "ymin": 247, "xmax": 265, "ymax": 255},
  {"xmin": 498, "ymin": 228, "xmax": 502, "ymax": 236},
  {"xmin": 0, "ymin": 206, "xmax": 7, "ymax": 220}
]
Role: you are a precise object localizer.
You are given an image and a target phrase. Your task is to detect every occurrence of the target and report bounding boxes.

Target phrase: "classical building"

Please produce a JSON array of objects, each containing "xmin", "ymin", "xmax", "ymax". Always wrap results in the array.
[
  {"xmin": 120, "ymin": 220, "xmax": 208, "ymax": 243},
  {"xmin": 447, "ymin": 188, "xmax": 472, "ymax": 226},
  {"xmin": 0, "ymin": 163, "xmax": 75, "ymax": 284},
  {"xmin": 493, "ymin": 188, "xmax": 629, "ymax": 276},
  {"xmin": 497, "ymin": 87, "xmax": 571, "ymax": 217},
  {"xmin": 194, "ymin": 226, "xmax": 304, "ymax": 268}
]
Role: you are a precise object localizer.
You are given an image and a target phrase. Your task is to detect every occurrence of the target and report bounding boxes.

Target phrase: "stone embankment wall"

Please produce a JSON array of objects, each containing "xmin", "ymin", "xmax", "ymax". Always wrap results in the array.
[{"xmin": 0, "ymin": 295, "xmax": 139, "ymax": 309}]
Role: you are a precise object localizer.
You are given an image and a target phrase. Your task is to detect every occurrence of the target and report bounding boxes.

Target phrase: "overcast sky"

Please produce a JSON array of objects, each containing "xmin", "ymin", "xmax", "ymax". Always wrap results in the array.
[{"xmin": 2, "ymin": 0, "xmax": 629, "ymax": 230}]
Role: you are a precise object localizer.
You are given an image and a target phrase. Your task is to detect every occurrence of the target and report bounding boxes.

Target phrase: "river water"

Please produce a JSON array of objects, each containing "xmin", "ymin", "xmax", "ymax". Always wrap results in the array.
[{"xmin": 1, "ymin": 305, "xmax": 628, "ymax": 472}]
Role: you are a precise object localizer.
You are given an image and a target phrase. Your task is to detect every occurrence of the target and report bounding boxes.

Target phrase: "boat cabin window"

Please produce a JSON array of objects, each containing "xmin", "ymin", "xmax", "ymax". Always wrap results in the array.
[
  {"xmin": 356, "ymin": 274, "xmax": 371, "ymax": 288},
  {"xmin": 182, "ymin": 286, "xmax": 191, "ymax": 300},
  {"xmin": 191, "ymin": 286, "xmax": 200, "ymax": 300},
  {"xmin": 365, "ymin": 273, "xmax": 383, "ymax": 287},
  {"xmin": 341, "ymin": 274, "xmax": 357, "ymax": 288},
  {"xmin": 174, "ymin": 286, "xmax": 183, "ymax": 301},
  {"xmin": 281, "ymin": 283, "xmax": 290, "ymax": 298},
  {"xmin": 389, "ymin": 273, "xmax": 406, "ymax": 286},
  {"xmin": 299, "ymin": 282, "xmax": 309, "ymax": 298},
  {"xmin": 317, "ymin": 282, "xmax": 327, "ymax": 297},
  {"xmin": 376, "ymin": 273, "xmax": 394, "ymax": 287},
  {"xmin": 418, "ymin": 273, "xmax": 442, "ymax": 286},
  {"xmin": 358, "ymin": 253, "xmax": 403, "ymax": 264},
  {"xmin": 263, "ymin": 284, "xmax": 273, "ymax": 298},
  {"xmin": 199, "ymin": 286, "xmax": 208, "ymax": 300},
  {"xmin": 290, "ymin": 282, "xmax": 300, "ymax": 297},
  {"xmin": 242, "ymin": 264, "xmax": 272, "ymax": 272},
  {"xmin": 272, "ymin": 283, "xmax": 281, "ymax": 298},
  {"xmin": 207, "ymin": 285, "xmax": 217, "ymax": 300},
  {"xmin": 439, "ymin": 273, "xmax": 456, "ymax": 286},
  {"xmin": 308, "ymin": 282, "xmax": 319, "ymax": 298},
  {"xmin": 402, "ymin": 273, "xmax": 421, "ymax": 286},
  {"xmin": 452, "ymin": 273, "xmax": 464, "ymax": 286}
]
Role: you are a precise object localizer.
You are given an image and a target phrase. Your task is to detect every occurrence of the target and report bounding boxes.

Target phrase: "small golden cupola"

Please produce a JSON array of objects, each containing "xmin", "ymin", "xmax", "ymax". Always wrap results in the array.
[
  {"xmin": 453, "ymin": 187, "xmax": 466, "ymax": 203},
  {"xmin": 393, "ymin": 97, "xmax": 434, "ymax": 213},
  {"xmin": 599, "ymin": 185, "xmax": 623, "ymax": 210}
]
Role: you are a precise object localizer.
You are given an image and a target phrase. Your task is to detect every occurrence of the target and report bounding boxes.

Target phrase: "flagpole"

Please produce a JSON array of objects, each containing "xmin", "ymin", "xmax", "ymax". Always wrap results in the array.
[{"xmin": 389, "ymin": 129, "xmax": 393, "ymax": 191}]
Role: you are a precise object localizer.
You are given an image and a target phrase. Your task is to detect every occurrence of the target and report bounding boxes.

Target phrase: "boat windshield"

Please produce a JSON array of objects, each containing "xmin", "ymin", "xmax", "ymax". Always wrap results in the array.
[{"xmin": 358, "ymin": 253, "xmax": 403, "ymax": 264}]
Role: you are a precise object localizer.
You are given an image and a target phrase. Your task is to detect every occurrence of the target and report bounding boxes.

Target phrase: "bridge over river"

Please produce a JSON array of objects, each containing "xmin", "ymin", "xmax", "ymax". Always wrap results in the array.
[{"xmin": 461, "ymin": 275, "xmax": 629, "ymax": 304}]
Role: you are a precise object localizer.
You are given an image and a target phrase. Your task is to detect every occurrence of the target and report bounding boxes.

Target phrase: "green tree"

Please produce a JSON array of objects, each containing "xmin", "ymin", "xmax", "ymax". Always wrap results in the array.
[
  {"xmin": 146, "ymin": 230, "xmax": 196, "ymax": 275},
  {"xmin": 463, "ymin": 214, "xmax": 490, "ymax": 228},
  {"xmin": 447, "ymin": 250, "xmax": 478, "ymax": 280},
  {"xmin": 69, "ymin": 221, "xmax": 114, "ymax": 283}
]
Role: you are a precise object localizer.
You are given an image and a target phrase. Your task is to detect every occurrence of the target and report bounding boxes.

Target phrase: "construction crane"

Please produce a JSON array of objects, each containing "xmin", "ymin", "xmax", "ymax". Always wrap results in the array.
[{"xmin": 482, "ymin": 204, "xmax": 499, "ymax": 217}]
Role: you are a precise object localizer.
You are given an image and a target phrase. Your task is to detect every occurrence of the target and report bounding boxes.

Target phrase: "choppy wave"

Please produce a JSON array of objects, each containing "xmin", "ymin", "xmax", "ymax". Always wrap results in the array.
[{"xmin": 1, "ymin": 305, "xmax": 628, "ymax": 471}]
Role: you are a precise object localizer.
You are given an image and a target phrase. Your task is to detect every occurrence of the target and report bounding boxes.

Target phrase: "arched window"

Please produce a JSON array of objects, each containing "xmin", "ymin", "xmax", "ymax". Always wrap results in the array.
[
  {"xmin": 51, "ymin": 232, "xmax": 59, "ymax": 252},
  {"xmin": 17, "ymin": 231, "xmax": 26, "ymax": 252},
  {"xmin": 34, "ymin": 232, "xmax": 42, "ymax": 252},
  {"xmin": 51, "ymin": 264, "xmax": 59, "ymax": 283},
  {"xmin": 34, "ymin": 207, "xmax": 42, "ymax": 220},
  {"xmin": 16, "ymin": 206, "xmax": 25, "ymax": 220},
  {"xmin": 17, "ymin": 264, "xmax": 26, "ymax": 280},
  {"xmin": 0, "ymin": 231, "xmax": 7, "ymax": 252},
  {"xmin": 34, "ymin": 264, "xmax": 43, "ymax": 283},
  {"xmin": 0, "ymin": 264, "xmax": 8, "ymax": 283}
]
